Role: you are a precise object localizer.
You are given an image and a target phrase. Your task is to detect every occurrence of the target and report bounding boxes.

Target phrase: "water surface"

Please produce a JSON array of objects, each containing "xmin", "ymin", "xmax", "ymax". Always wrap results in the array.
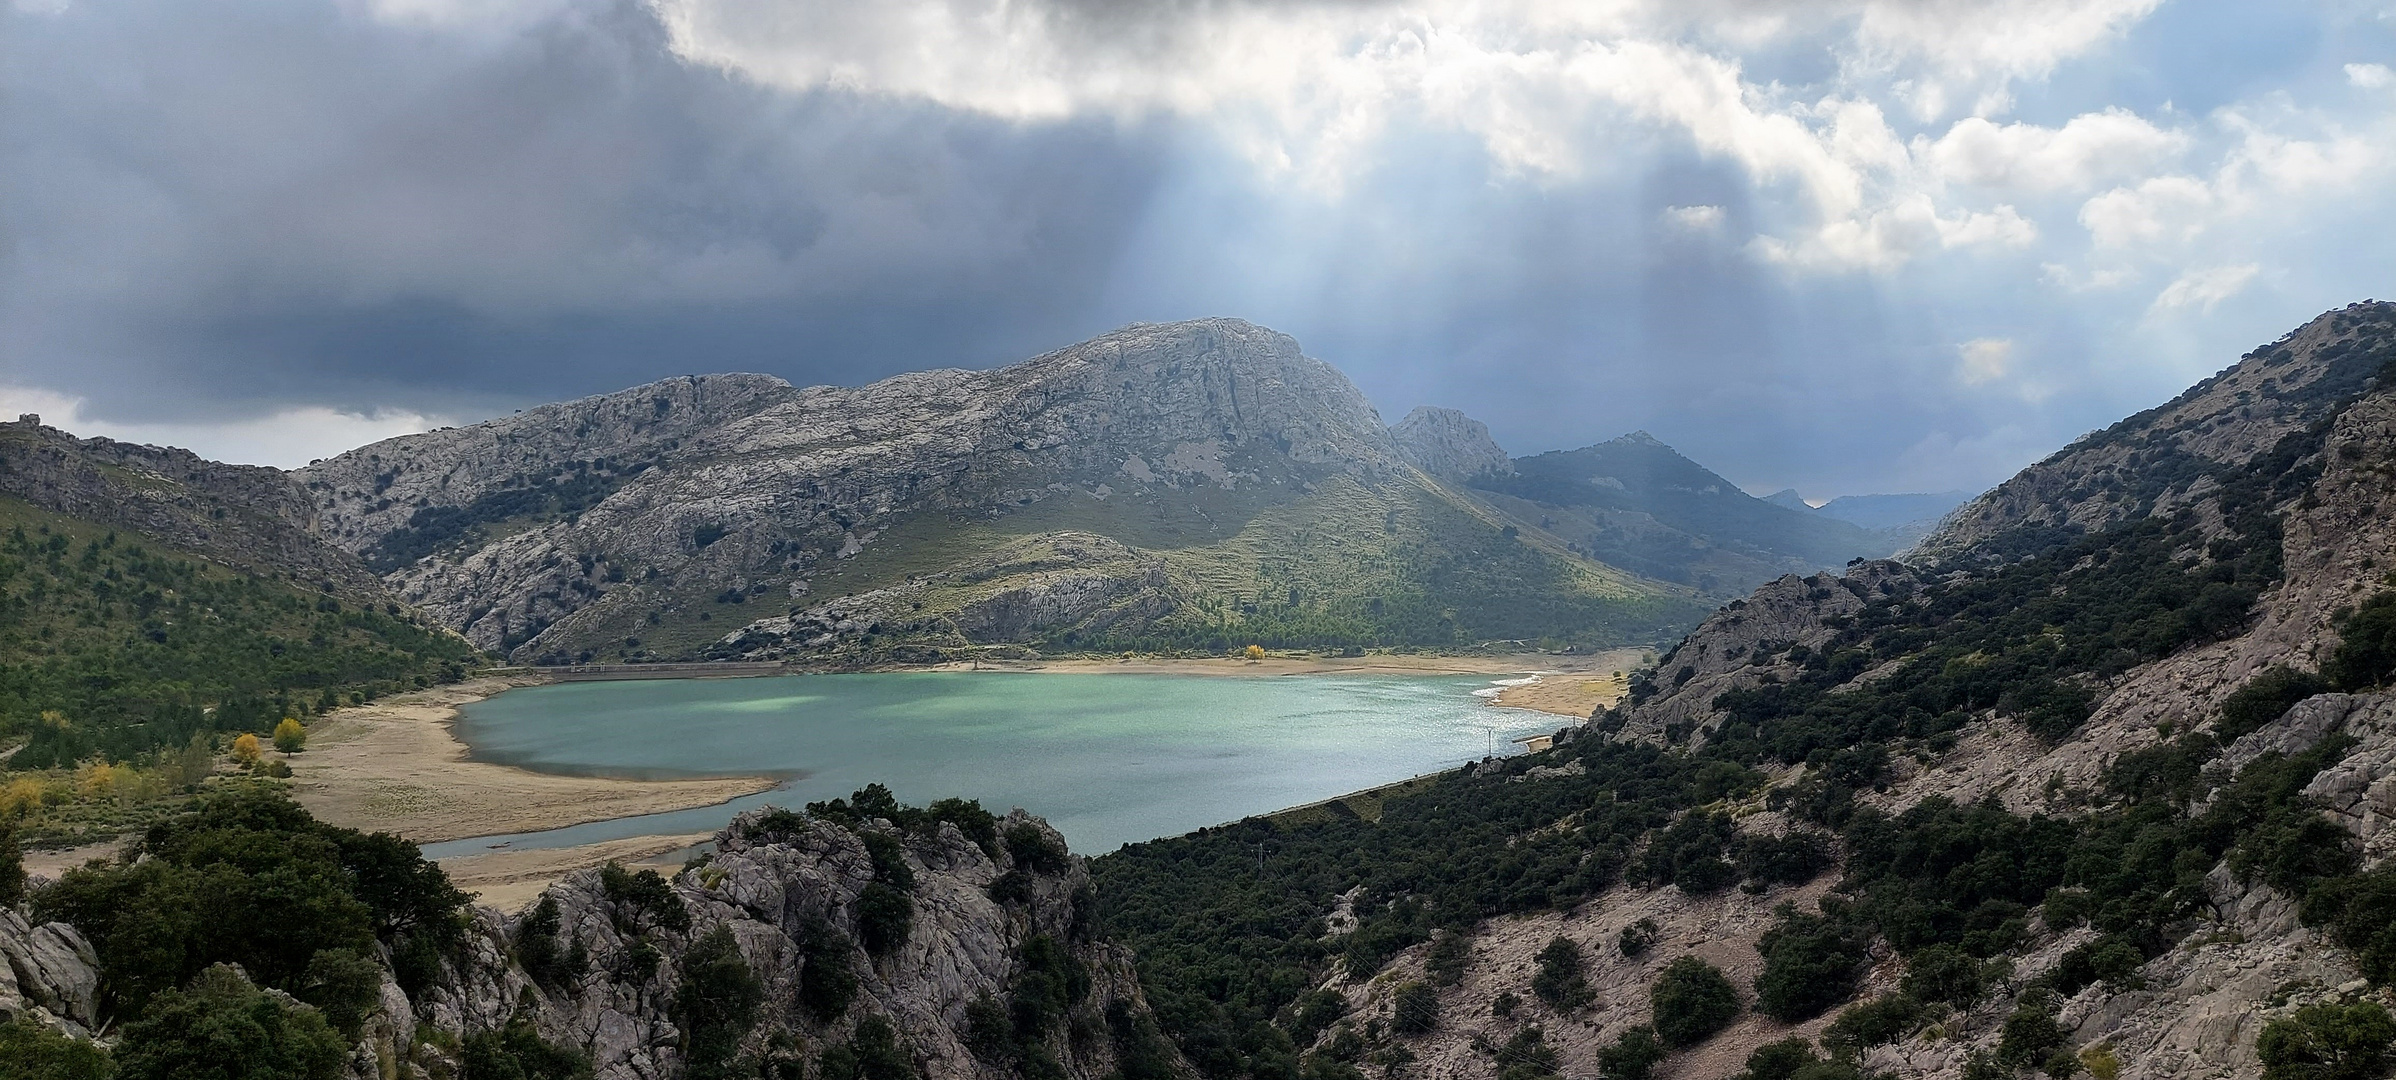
[{"xmin": 420, "ymin": 671, "xmax": 1560, "ymax": 858}]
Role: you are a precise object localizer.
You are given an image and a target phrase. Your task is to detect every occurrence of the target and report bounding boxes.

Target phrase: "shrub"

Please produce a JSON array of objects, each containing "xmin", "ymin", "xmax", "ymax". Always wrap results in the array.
[
  {"xmin": 798, "ymin": 918, "xmax": 860, "ymax": 1021},
  {"xmin": 599, "ymin": 863, "xmax": 691, "ymax": 934},
  {"xmin": 0, "ymin": 824, "xmax": 23, "ymax": 907},
  {"xmin": 2303, "ymin": 864, "xmax": 2396, "ymax": 985},
  {"xmin": 1005, "ymin": 824, "xmax": 1070, "ymax": 875},
  {"xmin": 2219, "ymin": 666, "xmax": 2330, "ymax": 740},
  {"xmin": 1997, "ymin": 991, "xmax": 2069, "ymax": 1068},
  {"xmin": 822, "ymin": 1017, "xmax": 919, "ymax": 1080},
  {"xmin": 1736, "ymin": 1038, "xmax": 1822, "ymax": 1080},
  {"xmin": 857, "ymin": 882, "xmax": 914, "ymax": 955},
  {"xmin": 1391, "ymin": 982, "xmax": 1440, "ymax": 1036},
  {"xmin": 1754, "ymin": 905, "xmax": 1865, "ymax": 1022},
  {"xmin": 273, "ymin": 717, "xmax": 307, "ymax": 754},
  {"xmin": 1425, "ymin": 931, "xmax": 1471, "ymax": 986},
  {"xmin": 113, "ymin": 965, "xmax": 349, "ymax": 1080},
  {"xmin": 1649, "ymin": 956, "xmax": 1739, "ymax": 1048},
  {"xmin": 676, "ymin": 925, "xmax": 765, "ymax": 1080},
  {"xmin": 295, "ymin": 948, "xmax": 382, "ymax": 1041},
  {"xmin": 1594, "ymin": 1026, "xmax": 1666, "ymax": 1080},
  {"xmin": 460, "ymin": 1018, "xmax": 593, "ymax": 1080},
  {"xmin": 1491, "ymin": 1027, "xmax": 1558, "ymax": 1080},
  {"xmin": 1618, "ymin": 918, "xmax": 1659, "ymax": 958},
  {"xmin": 0, "ymin": 1015, "xmax": 114, "ymax": 1080},
  {"xmin": 2257, "ymin": 1000, "xmax": 2396, "ymax": 1080},
  {"xmin": 1822, "ymin": 994, "xmax": 1929, "ymax": 1058},
  {"xmin": 2326, "ymin": 592, "xmax": 2396, "ymax": 691},
  {"xmin": 1491, "ymin": 991, "xmax": 1520, "ymax": 1018},
  {"xmin": 1530, "ymin": 937, "xmax": 1593, "ymax": 1011},
  {"xmin": 1901, "ymin": 945, "xmax": 1990, "ymax": 1009}
]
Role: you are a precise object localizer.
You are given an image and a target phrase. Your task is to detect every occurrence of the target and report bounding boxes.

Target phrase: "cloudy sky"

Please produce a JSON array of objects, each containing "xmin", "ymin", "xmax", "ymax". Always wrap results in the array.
[{"xmin": 2, "ymin": 0, "xmax": 2391, "ymax": 496}]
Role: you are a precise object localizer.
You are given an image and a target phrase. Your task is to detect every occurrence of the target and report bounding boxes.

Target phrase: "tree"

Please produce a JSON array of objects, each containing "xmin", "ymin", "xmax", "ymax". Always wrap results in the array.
[
  {"xmin": 273, "ymin": 717, "xmax": 308, "ymax": 754},
  {"xmin": 1594, "ymin": 1026, "xmax": 1666, "ymax": 1080},
  {"xmin": 296, "ymin": 948, "xmax": 383, "ymax": 1041},
  {"xmin": 0, "ymin": 1016, "xmax": 114, "ymax": 1080},
  {"xmin": 1245, "ymin": 645, "xmax": 1267, "ymax": 661},
  {"xmin": 0, "ymin": 824, "xmax": 25, "ymax": 907},
  {"xmin": 2258, "ymin": 1001, "xmax": 2396, "ymax": 1080},
  {"xmin": 230, "ymin": 733, "xmax": 262, "ymax": 767},
  {"xmin": 677, "ymin": 924, "xmax": 764, "ymax": 1080},
  {"xmin": 2327, "ymin": 592, "xmax": 2396, "ymax": 691},
  {"xmin": 1530, "ymin": 937, "xmax": 1593, "ymax": 1011},
  {"xmin": 1650, "ymin": 956, "xmax": 1740, "ymax": 1049},
  {"xmin": 1392, "ymin": 981, "xmax": 1440, "ymax": 1035},
  {"xmin": 1754, "ymin": 905, "xmax": 1865, "ymax": 1022},
  {"xmin": 461, "ymin": 1019, "xmax": 593, "ymax": 1080},
  {"xmin": 112, "ymin": 965, "xmax": 349, "ymax": 1080}
]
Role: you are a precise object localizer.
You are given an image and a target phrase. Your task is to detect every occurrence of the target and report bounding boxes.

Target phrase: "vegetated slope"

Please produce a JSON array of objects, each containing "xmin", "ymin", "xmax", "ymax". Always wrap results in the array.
[
  {"xmin": 9, "ymin": 784, "xmax": 1189, "ymax": 1080},
  {"xmin": 1090, "ymin": 301, "xmax": 2396, "ymax": 1080},
  {"xmin": 1468, "ymin": 432, "xmax": 1900, "ymax": 596},
  {"xmin": 0, "ymin": 419, "xmax": 479, "ymax": 770},
  {"xmin": 302, "ymin": 320, "xmax": 1710, "ymax": 664}
]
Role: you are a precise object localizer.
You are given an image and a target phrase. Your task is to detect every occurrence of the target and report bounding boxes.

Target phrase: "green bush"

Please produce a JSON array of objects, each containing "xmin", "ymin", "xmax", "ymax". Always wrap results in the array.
[
  {"xmin": 2302, "ymin": 864, "xmax": 2396, "ymax": 985},
  {"xmin": 2327, "ymin": 592, "xmax": 2396, "ymax": 691},
  {"xmin": 1649, "ymin": 956, "xmax": 1739, "ymax": 1048},
  {"xmin": 677, "ymin": 925, "xmax": 765, "ymax": 1080},
  {"xmin": 1391, "ymin": 982, "xmax": 1440, "ymax": 1036},
  {"xmin": 1530, "ymin": 937, "xmax": 1593, "ymax": 1011},
  {"xmin": 112, "ymin": 965, "xmax": 349, "ymax": 1080},
  {"xmin": 460, "ymin": 1019, "xmax": 593, "ymax": 1080},
  {"xmin": 857, "ymin": 882, "xmax": 914, "ymax": 955},
  {"xmin": 599, "ymin": 863, "xmax": 690, "ymax": 934},
  {"xmin": 295, "ymin": 948, "xmax": 382, "ymax": 1041},
  {"xmin": 1491, "ymin": 1027, "xmax": 1558, "ymax": 1080},
  {"xmin": 0, "ymin": 1016, "xmax": 114, "ymax": 1080},
  {"xmin": 2257, "ymin": 1000, "xmax": 2396, "ymax": 1080},
  {"xmin": 820, "ymin": 1017, "xmax": 919, "ymax": 1080},
  {"xmin": 797, "ymin": 918, "xmax": 860, "ymax": 1021},
  {"xmin": 2219, "ymin": 666, "xmax": 2330, "ymax": 740},
  {"xmin": 1593, "ymin": 1026, "xmax": 1666, "ymax": 1080},
  {"xmin": 1754, "ymin": 905, "xmax": 1866, "ymax": 1022},
  {"xmin": 1901, "ymin": 945, "xmax": 1990, "ymax": 1009},
  {"xmin": 1822, "ymin": 994, "xmax": 1929, "ymax": 1057},
  {"xmin": 1997, "ymin": 991, "xmax": 2069, "ymax": 1068},
  {"xmin": 33, "ymin": 788, "xmax": 466, "ymax": 1016}
]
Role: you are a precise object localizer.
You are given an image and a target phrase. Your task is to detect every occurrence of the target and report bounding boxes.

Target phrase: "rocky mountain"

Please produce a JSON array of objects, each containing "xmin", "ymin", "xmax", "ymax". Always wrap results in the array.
[
  {"xmin": 1088, "ymin": 301, "xmax": 2396, "ymax": 1080},
  {"xmin": 299, "ymin": 319, "xmax": 1706, "ymax": 664},
  {"xmin": 1467, "ymin": 432, "xmax": 1902, "ymax": 596},
  {"xmin": 1389, "ymin": 407, "xmax": 1513, "ymax": 482},
  {"xmin": 0, "ymin": 414, "xmax": 386, "ymax": 599}
]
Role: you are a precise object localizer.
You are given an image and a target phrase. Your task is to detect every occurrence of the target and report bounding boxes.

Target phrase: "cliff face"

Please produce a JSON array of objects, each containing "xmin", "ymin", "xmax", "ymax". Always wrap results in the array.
[
  {"xmin": 298, "ymin": 319, "xmax": 1691, "ymax": 662},
  {"xmin": 383, "ymin": 807, "xmax": 1173, "ymax": 1080}
]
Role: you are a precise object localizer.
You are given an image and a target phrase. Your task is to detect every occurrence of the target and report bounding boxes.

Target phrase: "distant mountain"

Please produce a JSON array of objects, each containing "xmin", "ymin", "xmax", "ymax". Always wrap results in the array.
[
  {"xmin": 302, "ymin": 320, "xmax": 1710, "ymax": 664},
  {"xmin": 1389, "ymin": 406, "xmax": 1513, "ymax": 481},
  {"xmin": 1760, "ymin": 487, "xmax": 1813, "ymax": 512},
  {"xmin": 1465, "ymin": 431, "xmax": 1900, "ymax": 596},
  {"xmin": 1813, "ymin": 490, "xmax": 1970, "ymax": 531}
]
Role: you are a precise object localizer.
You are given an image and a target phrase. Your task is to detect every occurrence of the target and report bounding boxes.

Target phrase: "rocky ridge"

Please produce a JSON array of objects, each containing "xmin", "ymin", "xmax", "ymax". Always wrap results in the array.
[
  {"xmin": 1298, "ymin": 302, "xmax": 2396, "ymax": 1080},
  {"xmin": 297, "ymin": 319, "xmax": 1684, "ymax": 663},
  {"xmin": 1389, "ymin": 406, "xmax": 1514, "ymax": 482}
]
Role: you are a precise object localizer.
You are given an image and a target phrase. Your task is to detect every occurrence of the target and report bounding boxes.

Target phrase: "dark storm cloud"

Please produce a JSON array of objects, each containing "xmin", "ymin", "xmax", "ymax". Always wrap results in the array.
[
  {"xmin": 2, "ymin": 0, "xmax": 2393, "ymax": 494},
  {"xmin": 0, "ymin": 0, "xmax": 1165, "ymax": 419}
]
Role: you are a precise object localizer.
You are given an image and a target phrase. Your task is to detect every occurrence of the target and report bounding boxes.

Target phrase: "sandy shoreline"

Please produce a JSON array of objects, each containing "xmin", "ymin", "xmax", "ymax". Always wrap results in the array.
[
  {"xmin": 287, "ymin": 651, "xmax": 1637, "ymax": 910},
  {"xmin": 288, "ymin": 677, "xmax": 780, "ymax": 846}
]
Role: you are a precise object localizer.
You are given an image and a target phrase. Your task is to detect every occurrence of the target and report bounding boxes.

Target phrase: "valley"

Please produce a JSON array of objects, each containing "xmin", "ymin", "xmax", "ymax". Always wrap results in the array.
[{"xmin": 4, "ymin": 303, "xmax": 2395, "ymax": 1080}]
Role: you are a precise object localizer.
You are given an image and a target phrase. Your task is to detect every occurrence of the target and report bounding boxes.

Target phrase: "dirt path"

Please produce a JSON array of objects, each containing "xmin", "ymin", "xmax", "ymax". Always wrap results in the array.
[{"xmin": 287, "ymin": 677, "xmax": 778, "ymax": 844}]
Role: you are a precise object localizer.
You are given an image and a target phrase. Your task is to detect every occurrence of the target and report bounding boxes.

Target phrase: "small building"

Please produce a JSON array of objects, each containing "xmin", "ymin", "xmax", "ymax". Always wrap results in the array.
[{"xmin": 1512, "ymin": 733, "xmax": 1555, "ymax": 753}]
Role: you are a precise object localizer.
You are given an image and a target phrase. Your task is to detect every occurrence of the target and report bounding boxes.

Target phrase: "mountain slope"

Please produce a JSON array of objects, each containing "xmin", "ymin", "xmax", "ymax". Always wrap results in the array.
[
  {"xmin": 0, "ymin": 417, "xmax": 480, "ymax": 777},
  {"xmin": 1468, "ymin": 432, "xmax": 1900, "ymax": 595},
  {"xmin": 302, "ymin": 320, "xmax": 1710, "ymax": 663},
  {"xmin": 1090, "ymin": 301, "xmax": 2396, "ymax": 1080}
]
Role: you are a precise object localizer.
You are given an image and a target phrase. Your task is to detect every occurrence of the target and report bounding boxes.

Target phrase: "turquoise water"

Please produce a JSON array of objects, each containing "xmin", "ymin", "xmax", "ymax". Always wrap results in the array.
[{"xmin": 418, "ymin": 671, "xmax": 1563, "ymax": 859}]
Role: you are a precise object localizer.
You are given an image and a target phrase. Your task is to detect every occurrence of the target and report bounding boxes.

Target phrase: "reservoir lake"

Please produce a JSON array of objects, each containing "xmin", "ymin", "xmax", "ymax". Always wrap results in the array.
[{"xmin": 419, "ymin": 671, "xmax": 1565, "ymax": 859}]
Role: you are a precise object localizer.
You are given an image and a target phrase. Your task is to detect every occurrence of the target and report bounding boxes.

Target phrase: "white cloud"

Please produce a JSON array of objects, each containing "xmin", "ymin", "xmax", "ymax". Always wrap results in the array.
[
  {"xmin": 1663, "ymin": 204, "xmax": 1725, "ymax": 229},
  {"xmin": 2150, "ymin": 263, "xmax": 2260, "ymax": 313},
  {"xmin": 2350, "ymin": 63, "xmax": 2395, "ymax": 89},
  {"xmin": 2079, "ymin": 175, "xmax": 2215, "ymax": 249},
  {"xmin": 1923, "ymin": 109, "xmax": 2187, "ymax": 192},
  {"xmin": 0, "ymin": 385, "xmax": 444, "ymax": 468},
  {"xmin": 644, "ymin": 0, "xmax": 2169, "ymax": 269},
  {"xmin": 1957, "ymin": 336, "xmax": 2013, "ymax": 385}
]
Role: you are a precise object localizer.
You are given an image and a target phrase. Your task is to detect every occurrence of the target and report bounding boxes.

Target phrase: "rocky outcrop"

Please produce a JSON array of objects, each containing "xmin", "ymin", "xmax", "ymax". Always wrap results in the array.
[
  {"xmin": 395, "ymin": 806, "xmax": 1173, "ymax": 1080},
  {"xmin": 0, "ymin": 907, "xmax": 104, "ymax": 1036},
  {"xmin": 0, "ymin": 415, "xmax": 387, "ymax": 599},
  {"xmin": 1389, "ymin": 406, "xmax": 1512, "ymax": 482}
]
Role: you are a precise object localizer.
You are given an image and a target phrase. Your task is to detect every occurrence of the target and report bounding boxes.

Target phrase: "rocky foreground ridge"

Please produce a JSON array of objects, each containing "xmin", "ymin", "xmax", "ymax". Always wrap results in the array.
[{"xmin": 2, "ymin": 802, "xmax": 1175, "ymax": 1080}]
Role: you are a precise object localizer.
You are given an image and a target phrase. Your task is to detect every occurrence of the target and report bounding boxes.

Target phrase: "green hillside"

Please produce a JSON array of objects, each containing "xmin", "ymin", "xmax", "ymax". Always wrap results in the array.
[{"xmin": 0, "ymin": 497, "xmax": 481, "ymax": 769}]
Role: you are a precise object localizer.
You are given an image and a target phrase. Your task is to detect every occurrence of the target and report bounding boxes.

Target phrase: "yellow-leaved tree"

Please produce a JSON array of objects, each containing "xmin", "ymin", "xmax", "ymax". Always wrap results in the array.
[
  {"xmin": 1244, "ymin": 644, "xmax": 1266, "ymax": 661},
  {"xmin": 273, "ymin": 717, "xmax": 308, "ymax": 754},
  {"xmin": 231, "ymin": 732, "xmax": 263, "ymax": 766}
]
